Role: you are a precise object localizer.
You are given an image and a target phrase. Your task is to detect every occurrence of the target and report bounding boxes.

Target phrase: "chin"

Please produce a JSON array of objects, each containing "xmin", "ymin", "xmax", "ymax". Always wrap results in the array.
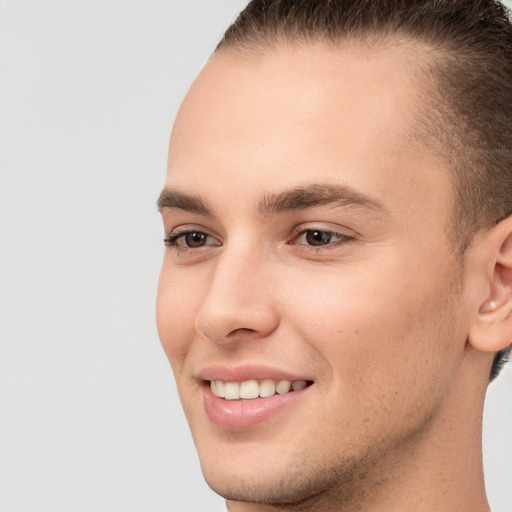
[
  {"xmin": 197, "ymin": 440, "xmax": 366, "ymax": 509},
  {"xmin": 202, "ymin": 467, "xmax": 327, "ymax": 506}
]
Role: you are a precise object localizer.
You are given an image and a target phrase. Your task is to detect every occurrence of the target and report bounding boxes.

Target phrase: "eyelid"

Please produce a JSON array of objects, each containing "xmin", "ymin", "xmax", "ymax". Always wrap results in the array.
[
  {"xmin": 289, "ymin": 222, "xmax": 357, "ymax": 239},
  {"xmin": 288, "ymin": 223, "xmax": 357, "ymax": 252},
  {"xmin": 164, "ymin": 224, "xmax": 222, "ymax": 248},
  {"xmin": 166, "ymin": 223, "xmax": 220, "ymax": 238},
  {"xmin": 295, "ymin": 230, "xmax": 349, "ymax": 244}
]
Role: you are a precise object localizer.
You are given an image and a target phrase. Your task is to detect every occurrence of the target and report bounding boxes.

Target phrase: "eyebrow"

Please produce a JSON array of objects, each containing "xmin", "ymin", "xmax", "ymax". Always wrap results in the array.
[
  {"xmin": 258, "ymin": 183, "xmax": 387, "ymax": 215},
  {"xmin": 157, "ymin": 188, "xmax": 212, "ymax": 215},
  {"xmin": 157, "ymin": 182, "xmax": 387, "ymax": 217}
]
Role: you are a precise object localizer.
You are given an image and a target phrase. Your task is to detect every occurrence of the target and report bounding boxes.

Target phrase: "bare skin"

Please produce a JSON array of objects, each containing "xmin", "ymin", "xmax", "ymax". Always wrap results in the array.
[{"xmin": 157, "ymin": 42, "xmax": 512, "ymax": 511}]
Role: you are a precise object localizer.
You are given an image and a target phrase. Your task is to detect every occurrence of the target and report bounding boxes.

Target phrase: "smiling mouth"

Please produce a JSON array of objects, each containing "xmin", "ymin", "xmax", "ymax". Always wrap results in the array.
[{"xmin": 209, "ymin": 379, "xmax": 314, "ymax": 400}]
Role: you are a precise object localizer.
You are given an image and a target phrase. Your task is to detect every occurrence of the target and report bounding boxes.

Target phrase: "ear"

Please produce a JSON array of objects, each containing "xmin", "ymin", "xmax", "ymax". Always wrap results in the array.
[{"xmin": 468, "ymin": 216, "xmax": 512, "ymax": 353}]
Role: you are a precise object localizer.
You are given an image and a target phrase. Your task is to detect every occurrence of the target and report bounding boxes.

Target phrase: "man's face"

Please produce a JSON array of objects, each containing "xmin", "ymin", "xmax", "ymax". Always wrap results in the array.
[{"xmin": 157, "ymin": 44, "xmax": 470, "ymax": 505}]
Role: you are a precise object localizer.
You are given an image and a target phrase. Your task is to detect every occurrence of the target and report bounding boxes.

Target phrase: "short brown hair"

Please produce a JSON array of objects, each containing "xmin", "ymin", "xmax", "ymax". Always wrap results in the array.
[{"xmin": 215, "ymin": 0, "xmax": 512, "ymax": 380}]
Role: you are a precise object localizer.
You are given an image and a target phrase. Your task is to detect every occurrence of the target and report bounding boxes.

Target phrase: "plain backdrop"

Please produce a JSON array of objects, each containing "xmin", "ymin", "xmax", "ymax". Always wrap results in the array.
[{"xmin": 0, "ymin": 1, "xmax": 511, "ymax": 511}]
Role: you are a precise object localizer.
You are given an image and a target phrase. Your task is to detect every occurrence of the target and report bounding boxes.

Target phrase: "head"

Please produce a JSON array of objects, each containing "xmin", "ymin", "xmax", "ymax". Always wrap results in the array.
[
  {"xmin": 157, "ymin": 1, "xmax": 512, "ymax": 509},
  {"xmin": 217, "ymin": 0, "xmax": 512, "ymax": 380}
]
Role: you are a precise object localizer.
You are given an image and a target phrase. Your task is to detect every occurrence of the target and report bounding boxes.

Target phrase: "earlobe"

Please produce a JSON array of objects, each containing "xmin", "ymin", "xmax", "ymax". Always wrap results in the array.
[
  {"xmin": 468, "ymin": 217, "xmax": 512, "ymax": 353},
  {"xmin": 471, "ymin": 299, "xmax": 512, "ymax": 353}
]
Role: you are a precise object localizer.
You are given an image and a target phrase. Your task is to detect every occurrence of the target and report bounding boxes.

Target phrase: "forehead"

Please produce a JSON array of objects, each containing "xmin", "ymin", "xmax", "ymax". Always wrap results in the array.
[
  {"xmin": 171, "ymin": 42, "xmax": 427, "ymax": 150},
  {"xmin": 167, "ymin": 42, "xmax": 451, "ymax": 224}
]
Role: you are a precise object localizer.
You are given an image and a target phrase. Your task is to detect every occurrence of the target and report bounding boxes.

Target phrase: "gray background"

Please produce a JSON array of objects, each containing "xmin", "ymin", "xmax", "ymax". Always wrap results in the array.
[{"xmin": 0, "ymin": 1, "xmax": 510, "ymax": 511}]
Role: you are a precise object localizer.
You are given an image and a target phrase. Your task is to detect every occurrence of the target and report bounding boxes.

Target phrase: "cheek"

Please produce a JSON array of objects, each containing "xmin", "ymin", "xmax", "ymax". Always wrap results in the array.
[
  {"xmin": 280, "ymin": 265, "xmax": 461, "ymax": 450},
  {"xmin": 156, "ymin": 266, "xmax": 200, "ymax": 374},
  {"xmin": 284, "ymin": 256, "xmax": 460, "ymax": 397}
]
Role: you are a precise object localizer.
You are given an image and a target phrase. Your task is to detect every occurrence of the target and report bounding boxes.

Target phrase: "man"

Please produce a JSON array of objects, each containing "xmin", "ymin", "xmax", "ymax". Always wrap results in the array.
[{"xmin": 156, "ymin": 1, "xmax": 512, "ymax": 510}]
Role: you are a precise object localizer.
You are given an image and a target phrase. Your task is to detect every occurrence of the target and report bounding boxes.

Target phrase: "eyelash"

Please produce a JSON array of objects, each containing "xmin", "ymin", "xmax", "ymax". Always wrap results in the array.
[
  {"xmin": 164, "ymin": 227, "xmax": 355, "ymax": 253},
  {"xmin": 164, "ymin": 230, "xmax": 218, "ymax": 250},
  {"xmin": 290, "ymin": 228, "xmax": 355, "ymax": 252}
]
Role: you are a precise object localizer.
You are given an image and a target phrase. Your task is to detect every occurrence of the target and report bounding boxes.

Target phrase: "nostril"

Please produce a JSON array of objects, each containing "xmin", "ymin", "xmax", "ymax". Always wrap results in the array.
[
  {"xmin": 227, "ymin": 327, "xmax": 256, "ymax": 337},
  {"xmin": 195, "ymin": 293, "xmax": 280, "ymax": 345}
]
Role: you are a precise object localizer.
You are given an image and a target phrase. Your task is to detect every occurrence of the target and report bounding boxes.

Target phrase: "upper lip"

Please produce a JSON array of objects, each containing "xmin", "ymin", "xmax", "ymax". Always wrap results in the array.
[{"xmin": 197, "ymin": 364, "xmax": 313, "ymax": 383}]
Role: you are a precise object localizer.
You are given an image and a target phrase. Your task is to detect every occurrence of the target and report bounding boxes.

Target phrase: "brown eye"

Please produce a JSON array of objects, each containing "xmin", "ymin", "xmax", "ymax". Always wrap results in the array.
[
  {"xmin": 184, "ymin": 232, "xmax": 208, "ymax": 247},
  {"xmin": 294, "ymin": 229, "xmax": 352, "ymax": 249},
  {"xmin": 164, "ymin": 230, "xmax": 219, "ymax": 249},
  {"xmin": 304, "ymin": 230, "xmax": 333, "ymax": 246}
]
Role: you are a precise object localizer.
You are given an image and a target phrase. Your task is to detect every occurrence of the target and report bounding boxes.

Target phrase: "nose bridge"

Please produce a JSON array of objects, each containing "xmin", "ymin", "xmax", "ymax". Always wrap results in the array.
[{"xmin": 195, "ymin": 240, "xmax": 278, "ymax": 344}]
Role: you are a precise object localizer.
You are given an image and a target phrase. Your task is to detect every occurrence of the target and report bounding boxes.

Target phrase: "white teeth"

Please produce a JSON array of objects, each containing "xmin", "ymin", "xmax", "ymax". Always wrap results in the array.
[
  {"xmin": 240, "ymin": 379, "xmax": 259, "ymax": 399},
  {"xmin": 210, "ymin": 378, "xmax": 309, "ymax": 400},
  {"xmin": 276, "ymin": 380, "xmax": 291, "ymax": 394},
  {"xmin": 224, "ymin": 382, "xmax": 240, "ymax": 400},
  {"xmin": 259, "ymin": 379, "xmax": 276, "ymax": 398},
  {"xmin": 210, "ymin": 380, "xmax": 226, "ymax": 398},
  {"xmin": 215, "ymin": 380, "xmax": 225, "ymax": 398}
]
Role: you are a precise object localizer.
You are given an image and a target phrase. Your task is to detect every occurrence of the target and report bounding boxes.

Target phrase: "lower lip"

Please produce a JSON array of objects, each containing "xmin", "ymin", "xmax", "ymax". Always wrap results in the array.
[{"xmin": 203, "ymin": 385, "xmax": 311, "ymax": 429}]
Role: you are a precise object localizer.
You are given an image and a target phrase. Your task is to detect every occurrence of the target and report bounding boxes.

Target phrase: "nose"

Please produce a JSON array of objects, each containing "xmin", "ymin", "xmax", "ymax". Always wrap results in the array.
[{"xmin": 194, "ymin": 245, "xmax": 279, "ymax": 345}]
